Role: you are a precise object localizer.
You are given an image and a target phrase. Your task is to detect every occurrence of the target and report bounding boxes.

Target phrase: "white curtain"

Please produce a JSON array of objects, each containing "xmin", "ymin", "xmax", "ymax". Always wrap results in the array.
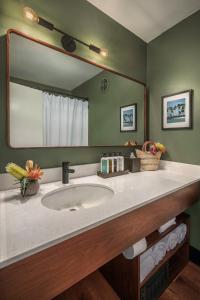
[{"xmin": 43, "ymin": 92, "xmax": 88, "ymax": 146}]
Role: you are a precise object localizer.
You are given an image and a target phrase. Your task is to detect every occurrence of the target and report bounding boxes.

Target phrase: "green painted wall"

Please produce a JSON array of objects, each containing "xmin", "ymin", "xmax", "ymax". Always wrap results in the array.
[
  {"xmin": 74, "ymin": 70, "xmax": 144, "ymax": 145},
  {"xmin": 0, "ymin": 0, "xmax": 146, "ymax": 173},
  {"xmin": 147, "ymin": 10, "xmax": 200, "ymax": 250}
]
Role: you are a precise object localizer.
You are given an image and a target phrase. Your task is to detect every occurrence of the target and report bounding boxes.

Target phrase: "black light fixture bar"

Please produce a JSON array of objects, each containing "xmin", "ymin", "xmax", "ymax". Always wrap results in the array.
[
  {"xmin": 38, "ymin": 17, "xmax": 54, "ymax": 31},
  {"xmin": 53, "ymin": 26, "xmax": 89, "ymax": 48},
  {"xmin": 23, "ymin": 7, "xmax": 108, "ymax": 57}
]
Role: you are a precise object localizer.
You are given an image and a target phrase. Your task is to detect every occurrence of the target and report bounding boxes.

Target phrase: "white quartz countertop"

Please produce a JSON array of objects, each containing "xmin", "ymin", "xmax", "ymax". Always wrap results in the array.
[{"xmin": 1, "ymin": 161, "xmax": 200, "ymax": 269}]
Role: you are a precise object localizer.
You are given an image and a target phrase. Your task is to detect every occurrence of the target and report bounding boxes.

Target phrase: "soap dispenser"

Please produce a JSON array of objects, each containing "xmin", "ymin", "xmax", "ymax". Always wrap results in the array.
[
  {"xmin": 108, "ymin": 153, "xmax": 114, "ymax": 173},
  {"xmin": 117, "ymin": 152, "xmax": 124, "ymax": 171},
  {"xmin": 111, "ymin": 152, "xmax": 118, "ymax": 172},
  {"xmin": 101, "ymin": 153, "xmax": 109, "ymax": 174}
]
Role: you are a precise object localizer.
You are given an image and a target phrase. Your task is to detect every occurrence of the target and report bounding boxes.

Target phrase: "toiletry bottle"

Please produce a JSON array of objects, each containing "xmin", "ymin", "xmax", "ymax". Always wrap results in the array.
[
  {"xmin": 116, "ymin": 152, "xmax": 121, "ymax": 172},
  {"xmin": 108, "ymin": 153, "xmax": 114, "ymax": 173},
  {"xmin": 120, "ymin": 152, "xmax": 125, "ymax": 171},
  {"xmin": 101, "ymin": 153, "xmax": 109, "ymax": 174},
  {"xmin": 111, "ymin": 152, "xmax": 118, "ymax": 172},
  {"xmin": 118, "ymin": 152, "xmax": 124, "ymax": 171}
]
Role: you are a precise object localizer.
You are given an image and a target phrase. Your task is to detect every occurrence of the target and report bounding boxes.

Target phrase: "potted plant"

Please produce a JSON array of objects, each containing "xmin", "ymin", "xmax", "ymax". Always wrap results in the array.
[{"xmin": 6, "ymin": 160, "xmax": 43, "ymax": 196}]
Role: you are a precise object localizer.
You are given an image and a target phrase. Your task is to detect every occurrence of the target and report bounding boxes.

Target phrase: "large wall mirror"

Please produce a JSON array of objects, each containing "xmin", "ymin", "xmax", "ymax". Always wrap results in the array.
[{"xmin": 7, "ymin": 30, "xmax": 147, "ymax": 148}]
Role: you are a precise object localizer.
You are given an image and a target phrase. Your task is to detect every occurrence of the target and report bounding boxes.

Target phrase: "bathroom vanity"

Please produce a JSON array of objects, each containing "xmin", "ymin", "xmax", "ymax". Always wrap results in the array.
[
  {"xmin": 0, "ymin": 161, "xmax": 200, "ymax": 299},
  {"xmin": 1, "ymin": 28, "xmax": 200, "ymax": 300}
]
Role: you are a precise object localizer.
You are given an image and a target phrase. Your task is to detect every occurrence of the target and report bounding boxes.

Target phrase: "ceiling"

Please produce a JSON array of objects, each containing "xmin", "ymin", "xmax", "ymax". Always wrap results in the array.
[
  {"xmin": 87, "ymin": 0, "xmax": 200, "ymax": 42},
  {"xmin": 10, "ymin": 33, "xmax": 102, "ymax": 91}
]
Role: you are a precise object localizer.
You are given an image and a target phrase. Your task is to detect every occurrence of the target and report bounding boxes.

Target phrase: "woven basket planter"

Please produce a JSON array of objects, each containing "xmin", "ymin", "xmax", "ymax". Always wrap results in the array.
[{"xmin": 136, "ymin": 141, "xmax": 162, "ymax": 171}]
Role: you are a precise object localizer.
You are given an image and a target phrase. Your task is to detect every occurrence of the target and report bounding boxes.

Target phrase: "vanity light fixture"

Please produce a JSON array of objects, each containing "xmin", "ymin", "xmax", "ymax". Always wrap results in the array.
[{"xmin": 23, "ymin": 6, "xmax": 109, "ymax": 57}]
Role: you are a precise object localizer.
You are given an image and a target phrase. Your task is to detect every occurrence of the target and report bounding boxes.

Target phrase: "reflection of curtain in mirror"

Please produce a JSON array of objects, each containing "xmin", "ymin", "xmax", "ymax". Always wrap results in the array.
[{"xmin": 43, "ymin": 93, "xmax": 88, "ymax": 146}]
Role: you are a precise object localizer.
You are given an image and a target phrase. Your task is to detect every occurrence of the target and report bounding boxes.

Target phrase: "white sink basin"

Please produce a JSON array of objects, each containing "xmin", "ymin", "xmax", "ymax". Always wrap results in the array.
[{"xmin": 41, "ymin": 183, "xmax": 114, "ymax": 211}]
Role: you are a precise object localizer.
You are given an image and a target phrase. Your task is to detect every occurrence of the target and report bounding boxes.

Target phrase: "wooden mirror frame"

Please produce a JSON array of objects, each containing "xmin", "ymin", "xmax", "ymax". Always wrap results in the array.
[{"xmin": 6, "ymin": 29, "xmax": 148, "ymax": 149}]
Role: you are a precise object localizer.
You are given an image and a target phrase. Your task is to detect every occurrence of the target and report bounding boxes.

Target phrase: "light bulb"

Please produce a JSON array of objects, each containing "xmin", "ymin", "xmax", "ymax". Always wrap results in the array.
[
  {"xmin": 100, "ymin": 48, "xmax": 108, "ymax": 57},
  {"xmin": 23, "ymin": 7, "xmax": 39, "ymax": 23}
]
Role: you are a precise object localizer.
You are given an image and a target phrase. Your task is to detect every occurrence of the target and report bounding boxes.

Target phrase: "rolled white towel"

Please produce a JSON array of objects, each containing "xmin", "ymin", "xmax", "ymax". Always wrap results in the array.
[
  {"xmin": 140, "ymin": 247, "xmax": 153, "ymax": 263},
  {"xmin": 140, "ymin": 254, "xmax": 155, "ymax": 283},
  {"xmin": 174, "ymin": 223, "xmax": 187, "ymax": 244},
  {"xmin": 123, "ymin": 238, "xmax": 147, "ymax": 260},
  {"xmin": 158, "ymin": 218, "xmax": 176, "ymax": 233},
  {"xmin": 163, "ymin": 232, "xmax": 178, "ymax": 251},
  {"xmin": 151, "ymin": 241, "xmax": 167, "ymax": 265}
]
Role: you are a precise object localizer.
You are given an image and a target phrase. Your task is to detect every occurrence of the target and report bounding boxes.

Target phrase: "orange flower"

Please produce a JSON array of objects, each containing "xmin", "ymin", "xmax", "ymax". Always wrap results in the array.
[
  {"xmin": 25, "ymin": 160, "xmax": 44, "ymax": 180},
  {"xmin": 27, "ymin": 168, "xmax": 43, "ymax": 180}
]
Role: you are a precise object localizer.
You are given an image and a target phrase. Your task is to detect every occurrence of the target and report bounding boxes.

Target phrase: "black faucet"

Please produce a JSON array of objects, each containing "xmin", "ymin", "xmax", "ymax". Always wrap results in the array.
[{"xmin": 62, "ymin": 161, "xmax": 75, "ymax": 184}]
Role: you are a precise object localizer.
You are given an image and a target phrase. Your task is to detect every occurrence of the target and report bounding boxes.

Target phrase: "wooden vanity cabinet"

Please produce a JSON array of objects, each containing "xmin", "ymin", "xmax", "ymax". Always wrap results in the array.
[{"xmin": 0, "ymin": 182, "xmax": 199, "ymax": 300}]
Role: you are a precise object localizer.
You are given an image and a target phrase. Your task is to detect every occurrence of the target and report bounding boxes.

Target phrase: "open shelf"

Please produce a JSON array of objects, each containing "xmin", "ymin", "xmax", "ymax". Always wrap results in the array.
[
  {"xmin": 54, "ymin": 270, "xmax": 120, "ymax": 300},
  {"xmin": 101, "ymin": 212, "xmax": 190, "ymax": 300},
  {"xmin": 140, "ymin": 238, "xmax": 188, "ymax": 287}
]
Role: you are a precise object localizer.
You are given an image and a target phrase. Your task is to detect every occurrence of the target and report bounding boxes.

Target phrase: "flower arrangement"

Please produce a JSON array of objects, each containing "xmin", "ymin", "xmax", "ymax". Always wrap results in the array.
[
  {"xmin": 149, "ymin": 142, "xmax": 166, "ymax": 155},
  {"xmin": 6, "ymin": 160, "xmax": 43, "ymax": 196},
  {"xmin": 136, "ymin": 141, "xmax": 166, "ymax": 171}
]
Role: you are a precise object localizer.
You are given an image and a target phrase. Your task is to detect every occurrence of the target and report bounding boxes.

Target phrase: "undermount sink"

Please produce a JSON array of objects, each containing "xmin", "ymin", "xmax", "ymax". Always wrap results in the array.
[{"xmin": 41, "ymin": 183, "xmax": 114, "ymax": 211}]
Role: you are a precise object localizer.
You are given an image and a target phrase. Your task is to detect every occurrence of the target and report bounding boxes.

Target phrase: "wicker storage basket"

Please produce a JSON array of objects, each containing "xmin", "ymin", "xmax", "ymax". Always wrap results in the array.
[{"xmin": 136, "ymin": 141, "xmax": 162, "ymax": 171}]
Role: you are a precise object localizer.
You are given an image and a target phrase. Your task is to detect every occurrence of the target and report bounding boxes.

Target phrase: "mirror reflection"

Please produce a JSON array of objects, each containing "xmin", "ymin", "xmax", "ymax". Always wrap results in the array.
[{"xmin": 9, "ymin": 32, "xmax": 145, "ymax": 148}]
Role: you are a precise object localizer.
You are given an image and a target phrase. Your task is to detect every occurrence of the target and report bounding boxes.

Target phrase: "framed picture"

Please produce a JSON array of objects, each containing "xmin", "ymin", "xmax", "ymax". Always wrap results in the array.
[
  {"xmin": 120, "ymin": 103, "xmax": 137, "ymax": 132},
  {"xmin": 162, "ymin": 90, "xmax": 193, "ymax": 130}
]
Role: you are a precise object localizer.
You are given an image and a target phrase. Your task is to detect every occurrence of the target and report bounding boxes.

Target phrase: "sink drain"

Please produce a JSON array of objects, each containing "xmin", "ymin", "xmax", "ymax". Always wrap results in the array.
[{"xmin": 69, "ymin": 207, "xmax": 79, "ymax": 212}]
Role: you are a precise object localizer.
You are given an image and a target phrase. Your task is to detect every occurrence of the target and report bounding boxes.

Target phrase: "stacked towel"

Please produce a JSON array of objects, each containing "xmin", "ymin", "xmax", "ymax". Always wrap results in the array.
[
  {"xmin": 174, "ymin": 223, "xmax": 187, "ymax": 244},
  {"xmin": 123, "ymin": 238, "xmax": 147, "ymax": 260},
  {"xmin": 158, "ymin": 218, "xmax": 176, "ymax": 233},
  {"xmin": 151, "ymin": 241, "xmax": 167, "ymax": 265},
  {"xmin": 125, "ymin": 223, "xmax": 187, "ymax": 283},
  {"xmin": 140, "ymin": 248, "xmax": 153, "ymax": 262},
  {"xmin": 164, "ymin": 232, "xmax": 178, "ymax": 251},
  {"xmin": 140, "ymin": 254, "xmax": 155, "ymax": 283}
]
